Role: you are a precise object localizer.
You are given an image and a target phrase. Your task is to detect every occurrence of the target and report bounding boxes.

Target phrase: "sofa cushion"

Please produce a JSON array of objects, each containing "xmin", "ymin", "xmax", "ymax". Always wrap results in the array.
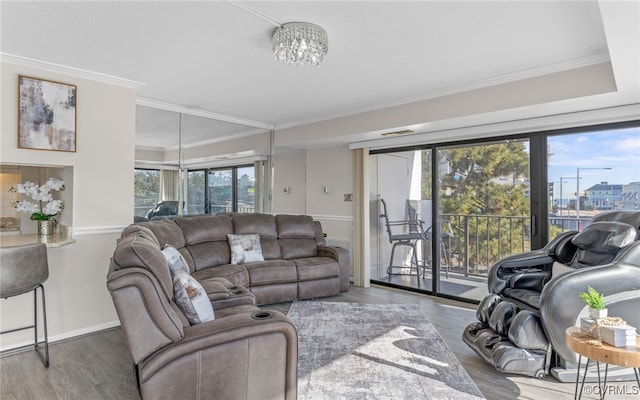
[
  {"xmin": 112, "ymin": 235, "xmax": 173, "ymax": 301},
  {"xmin": 186, "ymin": 241, "xmax": 232, "ymax": 270},
  {"xmin": 173, "ymin": 270, "xmax": 214, "ymax": 324},
  {"xmin": 232, "ymin": 213, "xmax": 281, "ymax": 260},
  {"xmin": 176, "ymin": 215, "xmax": 232, "ymax": 245},
  {"xmin": 245, "ymin": 260, "xmax": 297, "ymax": 286},
  {"xmin": 276, "ymin": 215, "xmax": 318, "ymax": 259},
  {"xmin": 121, "ymin": 224, "xmax": 160, "ymax": 247},
  {"xmin": 191, "ymin": 264, "xmax": 250, "ymax": 289},
  {"xmin": 228, "ymin": 234, "xmax": 265, "ymax": 264},
  {"xmin": 139, "ymin": 219, "xmax": 185, "ymax": 249},
  {"xmin": 294, "ymin": 257, "xmax": 339, "ymax": 281}
]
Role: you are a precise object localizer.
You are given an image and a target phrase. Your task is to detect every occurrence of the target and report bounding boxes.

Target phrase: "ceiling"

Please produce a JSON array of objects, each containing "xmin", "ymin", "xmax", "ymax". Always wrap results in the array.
[{"xmin": 1, "ymin": 1, "xmax": 638, "ymax": 151}]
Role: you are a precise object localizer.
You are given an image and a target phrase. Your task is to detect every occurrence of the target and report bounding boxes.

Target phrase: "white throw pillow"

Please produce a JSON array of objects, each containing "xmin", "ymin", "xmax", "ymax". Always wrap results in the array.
[
  {"xmin": 173, "ymin": 270, "xmax": 215, "ymax": 324},
  {"xmin": 162, "ymin": 245, "xmax": 190, "ymax": 277},
  {"xmin": 227, "ymin": 234, "xmax": 265, "ymax": 264}
]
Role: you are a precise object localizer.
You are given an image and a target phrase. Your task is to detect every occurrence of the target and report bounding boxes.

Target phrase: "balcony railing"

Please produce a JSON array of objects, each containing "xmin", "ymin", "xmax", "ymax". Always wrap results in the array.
[
  {"xmin": 438, "ymin": 213, "xmax": 595, "ymax": 278},
  {"xmin": 442, "ymin": 213, "xmax": 530, "ymax": 277}
]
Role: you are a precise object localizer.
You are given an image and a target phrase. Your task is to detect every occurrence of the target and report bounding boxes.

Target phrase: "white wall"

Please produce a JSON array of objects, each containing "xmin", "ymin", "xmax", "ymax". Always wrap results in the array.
[
  {"xmin": 272, "ymin": 147, "xmax": 307, "ymax": 215},
  {"xmin": 305, "ymin": 146, "xmax": 354, "ymax": 244},
  {"xmin": 0, "ymin": 61, "xmax": 136, "ymax": 350}
]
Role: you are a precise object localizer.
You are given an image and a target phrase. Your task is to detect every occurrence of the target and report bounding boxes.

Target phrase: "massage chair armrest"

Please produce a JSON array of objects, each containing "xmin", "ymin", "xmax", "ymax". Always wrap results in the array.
[
  {"xmin": 488, "ymin": 251, "xmax": 553, "ymax": 294},
  {"xmin": 488, "ymin": 230, "xmax": 578, "ymax": 294},
  {"xmin": 138, "ymin": 310, "xmax": 298, "ymax": 399},
  {"xmin": 318, "ymin": 245, "xmax": 351, "ymax": 292},
  {"xmin": 509, "ymin": 270, "xmax": 551, "ymax": 292},
  {"xmin": 540, "ymin": 242, "xmax": 640, "ymax": 363},
  {"xmin": 107, "ymin": 267, "xmax": 185, "ymax": 364}
]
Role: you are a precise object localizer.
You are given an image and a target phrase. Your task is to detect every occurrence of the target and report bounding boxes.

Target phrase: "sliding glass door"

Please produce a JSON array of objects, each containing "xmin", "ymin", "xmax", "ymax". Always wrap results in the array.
[
  {"xmin": 435, "ymin": 139, "xmax": 530, "ymax": 299},
  {"xmin": 369, "ymin": 122, "xmax": 637, "ymax": 303}
]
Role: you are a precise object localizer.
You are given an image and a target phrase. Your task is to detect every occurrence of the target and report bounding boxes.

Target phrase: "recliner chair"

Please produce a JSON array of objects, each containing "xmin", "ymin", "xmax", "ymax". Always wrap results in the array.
[{"xmin": 463, "ymin": 211, "xmax": 640, "ymax": 381}]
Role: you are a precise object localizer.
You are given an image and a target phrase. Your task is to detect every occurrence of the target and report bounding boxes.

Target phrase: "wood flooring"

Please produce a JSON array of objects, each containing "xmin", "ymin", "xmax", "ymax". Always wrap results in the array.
[{"xmin": 0, "ymin": 285, "xmax": 613, "ymax": 399}]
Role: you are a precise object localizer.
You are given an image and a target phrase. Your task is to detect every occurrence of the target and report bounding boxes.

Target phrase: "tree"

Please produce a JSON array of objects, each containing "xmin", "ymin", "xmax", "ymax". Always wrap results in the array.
[{"xmin": 429, "ymin": 141, "xmax": 530, "ymax": 270}]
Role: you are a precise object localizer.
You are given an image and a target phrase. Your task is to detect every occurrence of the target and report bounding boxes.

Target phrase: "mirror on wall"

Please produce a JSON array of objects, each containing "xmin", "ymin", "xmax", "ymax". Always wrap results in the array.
[{"xmin": 134, "ymin": 105, "xmax": 272, "ymax": 221}]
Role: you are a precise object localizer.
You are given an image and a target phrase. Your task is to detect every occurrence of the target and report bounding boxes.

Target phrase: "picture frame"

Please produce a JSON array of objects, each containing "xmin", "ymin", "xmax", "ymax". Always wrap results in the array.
[{"xmin": 18, "ymin": 75, "xmax": 77, "ymax": 152}]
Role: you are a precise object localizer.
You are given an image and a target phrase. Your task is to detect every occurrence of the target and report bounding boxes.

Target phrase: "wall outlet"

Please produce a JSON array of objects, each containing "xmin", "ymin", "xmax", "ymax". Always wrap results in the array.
[
  {"xmin": 283, "ymin": 187, "xmax": 290, "ymax": 194},
  {"xmin": 322, "ymin": 185, "xmax": 330, "ymax": 194},
  {"xmin": 344, "ymin": 193, "xmax": 353, "ymax": 202}
]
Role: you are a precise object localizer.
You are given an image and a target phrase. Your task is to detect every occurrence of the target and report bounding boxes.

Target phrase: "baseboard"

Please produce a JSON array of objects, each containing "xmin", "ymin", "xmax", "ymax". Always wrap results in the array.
[{"xmin": 0, "ymin": 320, "xmax": 121, "ymax": 353}]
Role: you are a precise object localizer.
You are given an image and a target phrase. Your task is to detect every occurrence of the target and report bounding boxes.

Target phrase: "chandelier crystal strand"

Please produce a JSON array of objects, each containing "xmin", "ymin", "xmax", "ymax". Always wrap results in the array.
[{"xmin": 273, "ymin": 22, "xmax": 328, "ymax": 67}]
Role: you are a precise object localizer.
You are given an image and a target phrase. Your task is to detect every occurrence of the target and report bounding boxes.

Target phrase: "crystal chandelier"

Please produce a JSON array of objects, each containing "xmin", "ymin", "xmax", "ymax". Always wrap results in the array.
[{"xmin": 272, "ymin": 22, "xmax": 328, "ymax": 67}]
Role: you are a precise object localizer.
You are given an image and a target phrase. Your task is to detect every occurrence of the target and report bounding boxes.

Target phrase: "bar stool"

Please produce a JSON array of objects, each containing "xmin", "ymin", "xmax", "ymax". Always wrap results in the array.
[{"xmin": 0, "ymin": 243, "xmax": 50, "ymax": 367}]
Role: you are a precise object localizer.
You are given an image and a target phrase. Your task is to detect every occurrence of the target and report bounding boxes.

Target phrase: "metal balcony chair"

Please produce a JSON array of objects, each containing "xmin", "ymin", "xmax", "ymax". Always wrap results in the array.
[
  {"xmin": 424, "ymin": 221, "xmax": 454, "ymax": 278},
  {"xmin": 406, "ymin": 200, "xmax": 453, "ymax": 279},
  {"xmin": 379, "ymin": 198, "xmax": 425, "ymax": 285},
  {"xmin": 0, "ymin": 243, "xmax": 50, "ymax": 367}
]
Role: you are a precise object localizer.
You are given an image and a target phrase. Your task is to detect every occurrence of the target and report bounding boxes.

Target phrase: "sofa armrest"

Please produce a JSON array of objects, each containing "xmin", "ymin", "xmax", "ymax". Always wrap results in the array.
[
  {"xmin": 318, "ymin": 245, "xmax": 351, "ymax": 292},
  {"xmin": 138, "ymin": 310, "xmax": 298, "ymax": 400},
  {"xmin": 107, "ymin": 266, "xmax": 185, "ymax": 364},
  {"xmin": 199, "ymin": 278, "xmax": 257, "ymax": 310}
]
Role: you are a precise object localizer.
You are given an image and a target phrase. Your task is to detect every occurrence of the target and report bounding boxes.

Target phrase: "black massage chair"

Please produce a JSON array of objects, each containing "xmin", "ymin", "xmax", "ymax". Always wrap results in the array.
[{"xmin": 463, "ymin": 211, "xmax": 640, "ymax": 381}]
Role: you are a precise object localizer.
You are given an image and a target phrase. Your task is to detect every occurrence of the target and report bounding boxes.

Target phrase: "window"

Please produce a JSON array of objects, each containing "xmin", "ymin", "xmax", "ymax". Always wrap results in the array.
[
  {"xmin": 134, "ymin": 169, "xmax": 160, "ymax": 218},
  {"xmin": 370, "ymin": 121, "xmax": 638, "ymax": 303},
  {"xmin": 186, "ymin": 165, "xmax": 255, "ymax": 215},
  {"xmin": 547, "ymin": 125, "xmax": 640, "ymax": 233}
]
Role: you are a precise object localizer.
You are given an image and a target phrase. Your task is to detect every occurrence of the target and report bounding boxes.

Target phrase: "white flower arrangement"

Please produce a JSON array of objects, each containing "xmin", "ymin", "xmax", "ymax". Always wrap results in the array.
[{"xmin": 9, "ymin": 177, "xmax": 65, "ymax": 221}]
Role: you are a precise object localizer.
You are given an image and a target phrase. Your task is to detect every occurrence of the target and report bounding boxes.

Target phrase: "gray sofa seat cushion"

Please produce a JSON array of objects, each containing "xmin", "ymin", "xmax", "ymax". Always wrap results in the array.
[
  {"xmin": 232, "ymin": 213, "xmax": 281, "ymax": 260},
  {"xmin": 191, "ymin": 264, "xmax": 250, "ymax": 289},
  {"xmin": 245, "ymin": 260, "xmax": 297, "ymax": 286},
  {"xmin": 294, "ymin": 257, "xmax": 340, "ymax": 281}
]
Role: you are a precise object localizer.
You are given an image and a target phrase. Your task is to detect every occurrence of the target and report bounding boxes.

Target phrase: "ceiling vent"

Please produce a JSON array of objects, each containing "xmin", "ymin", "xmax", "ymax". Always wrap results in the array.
[{"xmin": 381, "ymin": 130, "xmax": 415, "ymax": 137}]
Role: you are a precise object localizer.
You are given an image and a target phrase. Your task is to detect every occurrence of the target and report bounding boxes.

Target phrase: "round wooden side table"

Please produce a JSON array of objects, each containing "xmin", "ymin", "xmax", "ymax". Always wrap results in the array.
[{"xmin": 565, "ymin": 326, "xmax": 640, "ymax": 400}]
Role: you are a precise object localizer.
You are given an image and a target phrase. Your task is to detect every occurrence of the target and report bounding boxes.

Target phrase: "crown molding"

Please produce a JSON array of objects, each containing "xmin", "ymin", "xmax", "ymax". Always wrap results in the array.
[
  {"xmin": 274, "ymin": 53, "xmax": 612, "ymax": 131},
  {"xmin": 136, "ymin": 97, "xmax": 274, "ymax": 131},
  {"xmin": 0, "ymin": 53, "xmax": 145, "ymax": 89}
]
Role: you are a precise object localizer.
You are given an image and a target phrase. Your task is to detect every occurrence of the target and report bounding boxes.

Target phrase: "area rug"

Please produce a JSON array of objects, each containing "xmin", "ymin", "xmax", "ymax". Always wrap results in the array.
[{"xmin": 287, "ymin": 301, "xmax": 485, "ymax": 400}]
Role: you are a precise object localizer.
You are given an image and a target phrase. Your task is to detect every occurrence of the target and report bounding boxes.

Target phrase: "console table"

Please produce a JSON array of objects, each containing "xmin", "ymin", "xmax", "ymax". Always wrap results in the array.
[
  {"xmin": 565, "ymin": 326, "xmax": 640, "ymax": 400},
  {"xmin": 0, "ymin": 233, "xmax": 74, "ymax": 248}
]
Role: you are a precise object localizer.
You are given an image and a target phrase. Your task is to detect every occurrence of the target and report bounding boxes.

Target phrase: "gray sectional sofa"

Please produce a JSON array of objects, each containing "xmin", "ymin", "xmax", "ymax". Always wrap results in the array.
[{"xmin": 107, "ymin": 213, "xmax": 350, "ymax": 399}]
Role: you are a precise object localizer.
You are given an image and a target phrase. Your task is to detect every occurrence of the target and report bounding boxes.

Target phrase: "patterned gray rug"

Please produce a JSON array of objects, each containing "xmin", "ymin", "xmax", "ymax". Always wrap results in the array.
[{"xmin": 287, "ymin": 301, "xmax": 485, "ymax": 400}]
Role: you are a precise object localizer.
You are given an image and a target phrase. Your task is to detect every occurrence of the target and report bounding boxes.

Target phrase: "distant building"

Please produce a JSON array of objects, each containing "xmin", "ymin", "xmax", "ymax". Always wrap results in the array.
[
  {"xmin": 617, "ymin": 181, "xmax": 640, "ymax": 210},
  {"xmin": 584, "ymin": 181, "xmax": 622, "ymax": 210}
]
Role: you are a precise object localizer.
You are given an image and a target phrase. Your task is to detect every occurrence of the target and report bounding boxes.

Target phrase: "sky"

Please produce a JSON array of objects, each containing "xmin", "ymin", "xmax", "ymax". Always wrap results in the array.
[{"xmin": 547, "ymin": 126, "xmax": 640, "ymax": 201}]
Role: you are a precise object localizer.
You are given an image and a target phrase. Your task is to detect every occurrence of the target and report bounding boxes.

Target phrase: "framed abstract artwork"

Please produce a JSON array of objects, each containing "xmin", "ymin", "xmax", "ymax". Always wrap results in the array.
[{"xmin": 18, "ymin": 75, "xmax": 77, "ymax": 152}]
